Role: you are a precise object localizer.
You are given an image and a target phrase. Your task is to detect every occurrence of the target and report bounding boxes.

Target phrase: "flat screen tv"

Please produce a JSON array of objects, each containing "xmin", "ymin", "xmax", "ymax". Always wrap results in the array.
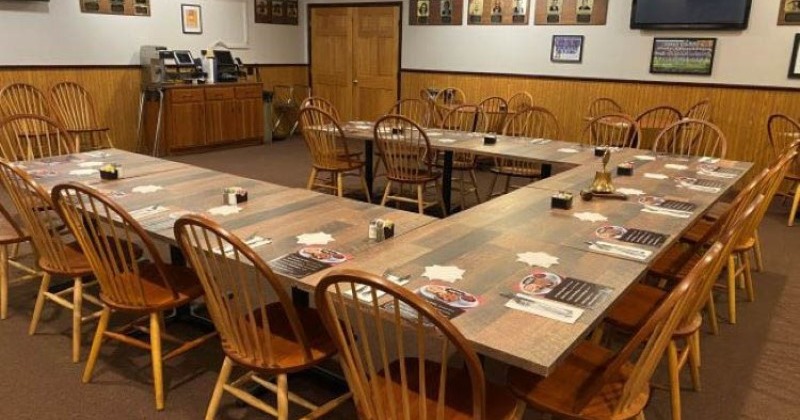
[{"xmin": 631, "ymin": 0, "xmax": 752, "ymax": 30}]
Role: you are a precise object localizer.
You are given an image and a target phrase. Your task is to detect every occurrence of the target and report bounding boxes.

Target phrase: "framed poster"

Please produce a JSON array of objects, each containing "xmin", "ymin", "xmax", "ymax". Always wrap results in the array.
[
  {"xmin": 410, "ymin": 0, "xmax": 464, "ymax": 25},
  {"xmin": 534, "ymin": 0, "xmax": 607, "ymax": 25},
  {"xmin": 467, "ymin": 0, "xmax": 531, "ymax": 25},
  {"xmin": 255, "ymin": 0, "xmax": 299, "ymax": 25},
  {"xmin": 181, "ymin": 4, "xmax": 202, "ymax": 34},
  {"xmin": 789, "ymin": 34, "xmax": 800, "ymax": 78},
  {"xmin": 650, "ymin": 38, "xmax": 717, "ymax": 76},
  {"xmin": 551, "ymin": 35, "xmax": 584, "ymax": 63},
  {"xmin": 80, "ymin": 0, "xmax": 150, "ymax": 16},
  {"xmin": 779, "ymin": 0, "xmax": 800, "ymax": 25}
]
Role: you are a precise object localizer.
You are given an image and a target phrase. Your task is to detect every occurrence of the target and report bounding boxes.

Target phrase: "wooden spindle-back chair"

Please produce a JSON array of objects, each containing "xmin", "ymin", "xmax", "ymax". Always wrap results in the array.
[
  {"xmin": 477, "ymin": 96, "xmax": 509, "ymax": 134},
  {"xmin": 587, "ymin": 97, "xmax": 623, "ymax": 119},
  {"xmin": 432, "ymin": 87, "xmax": 467, "ymax": 126},
  {"xmin": 635, "ymin": 105, "xmax": 683, "ymax": 149},
  {"xmin": 388, "ymin": 98, "xmax": 433, "ymax": 128},
  {"xmin": 581, "ymin": 113, "xmax": 642, "ymax": 149},
  {"xmin": 684, "ymin": 99, "xmax": 712, "ymax": 121},
  {"xmin": 0, "ymin": 83, "xmax": 51, "ymax": 119},
  {"xmin": 439, "ymin": 105, "xmax": 487, "ymax": 208},
  {"xmin": 767, "ymin": 114, "xmax": 800, "ymax": 225},
  {"xmin": 49, "ymin": 81, "xmax": 113, "ymax": 149},
  {"xmin": 315, "ymin": 269, "xmax": 525, "ymax": 420},
  {"xmin": 0, "ymin": 114, "xmax": 76, "ymax": 161},
  {"xmin": 0, "ymin": 203, "xmax": 35, "ymax": 320},
  {"xmin": 653, "ymin": 119, "xmax": 728, "ymax": 159},
  {"xmin": 300, "ymin": 96, "xmax": 341, "ymax": 122},
  {"xmin": 0, "ymin": 161, "xmax": 101, "ymax": 363},
  {"xmin": 375, "ymin": 115, "xmax": 446, "ymax": 215},
  {"xmin": 507, "ymin": 92, "xmax": 533, "ymax": 113},
  {"xmin": 174, "ymin": 214, "xmax": 350, "ymax": 419},
  {"xmin": 297, "ymin": 106, "xmax": 370, "ymax": 200},
  {"xmin": 51, "ymin": 182, "xmax": 216, "ymax": 410},
  {"xmin": 489, "ymin": 106, "xmax": 561, "ymax": 198}
]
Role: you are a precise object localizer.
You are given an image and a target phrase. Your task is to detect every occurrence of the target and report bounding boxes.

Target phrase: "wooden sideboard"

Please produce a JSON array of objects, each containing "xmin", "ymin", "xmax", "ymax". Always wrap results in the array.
[{"xmin": 144, "ymin": 82, "xmax": 264, "ymax": 155}]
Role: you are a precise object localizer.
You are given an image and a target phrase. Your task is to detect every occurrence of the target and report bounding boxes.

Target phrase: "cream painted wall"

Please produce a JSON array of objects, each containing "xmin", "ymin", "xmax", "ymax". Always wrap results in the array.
[
  {"xmin": 302, "ymin": 0, "xmax": 800, "ymax": 88},
  {"xmin": 0, "ymin": 0, "xmax": 306, "ymax": 65}
]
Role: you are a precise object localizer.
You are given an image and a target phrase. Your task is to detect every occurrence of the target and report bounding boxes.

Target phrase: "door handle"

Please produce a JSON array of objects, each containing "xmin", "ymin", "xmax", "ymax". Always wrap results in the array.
[{"xmin": 353, "ymin": 79, "xmax": 359, "ymax": 84}]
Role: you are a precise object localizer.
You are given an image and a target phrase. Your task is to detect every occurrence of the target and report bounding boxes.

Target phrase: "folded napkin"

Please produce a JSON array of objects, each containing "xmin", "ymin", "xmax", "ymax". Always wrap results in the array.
[
  {"xmin": 297, "ymin": 232, "xmax": 335, "ymax": 245},
  {"xmin": 644, "ymin": 173, "xmax": 669, "ymax": 180},
  {"xmin": 516, "ymin": 252, "xmax": 560, "ymax": 268},
  {"xmin": 421, "ymin": 265, "xmax": 465, "ymax": 283}
]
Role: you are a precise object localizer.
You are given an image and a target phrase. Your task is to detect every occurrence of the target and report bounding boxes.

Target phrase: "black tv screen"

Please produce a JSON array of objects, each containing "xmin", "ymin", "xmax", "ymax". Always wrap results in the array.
[{"xmin": 631, "ymin": 0, "xmax": 752, "ymax": 30}]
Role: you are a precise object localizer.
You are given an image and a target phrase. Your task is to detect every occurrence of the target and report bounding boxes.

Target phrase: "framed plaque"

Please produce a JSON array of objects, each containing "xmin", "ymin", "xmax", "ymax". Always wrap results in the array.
[
  {"xmin": 551, "ymin": 35, "xmax": 584, "ymax": 63},
  {"xmin": 181, "ymin": 4, "xmax": 203, "ymax": 34},
  {"xmin": 80, "ymin": 0, "xmax": 150, "ymax": 16},
  {"xmin": 410, "ymin": 0, "xmax": 464, "ymax": 25},
  {"xmin": 779, "ymin": 0, "xmax": 800, "ymax": 25},
  {"xmin": 650, "ymin": 38, "xmax": 717, "ymax": 76},
  {"xmin": 534, "ymin": 0, "xmax": 607, "ymax": 25},
  {"xmin": 255, "ymin": 0, "xmax": 299, "ymax": 25},
  {"xmin": 467, "ymin": 0, "xmax": 531, "ymax": 25},
  {"xmin": 789, "ymin": 34, "xmax": 800, "ymax": 78}
]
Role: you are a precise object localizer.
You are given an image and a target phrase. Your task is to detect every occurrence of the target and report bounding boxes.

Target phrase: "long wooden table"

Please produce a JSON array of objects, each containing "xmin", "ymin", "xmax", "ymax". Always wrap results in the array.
[{"xmin": 18, "ymin": 141, "xmax": 751, "ymax": 377}]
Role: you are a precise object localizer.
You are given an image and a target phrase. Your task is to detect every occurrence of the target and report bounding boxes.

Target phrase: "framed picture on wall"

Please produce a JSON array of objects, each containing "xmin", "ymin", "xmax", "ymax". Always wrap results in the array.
[
  {"xmin": 410, "ymin": 0, "xmax": 464, "ymax": 25},
  {"xmin": 534, "ymin": 0, "xmax": 608, "ymax": 26},
  {"xmin": 779, "ymin": 0, "xmax": 800, "ymax": 25},
  {"xmin": 181, "ymin": 4, "xmax": 203, "ymax": 34},
  {"xmin": 551, "ymin": 35, "xmax": 584, "ymax": 63},
  {"xmin": 650, "ymin": 38, "xmax": 716, "ymax": 76},
  {"xmin": 789, "ymin": 34, "xmax": 800, "ymax": 78}
]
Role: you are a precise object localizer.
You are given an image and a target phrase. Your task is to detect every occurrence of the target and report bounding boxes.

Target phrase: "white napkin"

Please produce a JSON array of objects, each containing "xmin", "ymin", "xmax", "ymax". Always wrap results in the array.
[
  {"xmin": 664, "ymin": 164, "xmax": 689, "ymax": 170},
  {"xmin": 516, "ymin": 252, "xmax": 560, "ymax": 268},
  {"xmin": 698, "ymin": 170, "xmax": 737, "ymax": 179},
  {"xmin": 421, "ymin": 265, "xmax": 465, "ymax": 283},
  {"xmin": 77, "ymin": 161, "xmax": 104, "ymax": 168},
  {"xmin": 426, "ymin": 131, "xmax": 442, "ymax": 137},
  {"xmin": 635, "ymin": 155, "xmax": 657, "ymax": 161},
  {"xmin": 680, "ymin": 184, "xmax": 721, "ymax": 194},
  {"xmin": 641, "ymin": 208, "xmax": 692, "ymax": 218},
  {"xmin": 616, "ymin": 188, "xmax": 645, "ymax": 196},
  {"xmin": 588, "ymin": 241, "xmax": 652, "ymax": 261},
  {"xmin": 573, "ymin": 212, "xmax": 608, "ymax": 223},
  {"xmin": 132, "ymin": 185, "xmax": 163, "ymax": 194},
  {"xmin": 213, "ymin": 236, "xmax": 272, "ymax": 255},
  {"xmin": 297, "ymin": 232, "xmax": 335, "ymax": 245},
  {"xmin": 644, "ymin": 173, "xmax": 669, "ymax": 180},
  {"xmin": 557, "ymin": 148, "xmax": 579, "ymax": 154},
  {"xmin": 438, "ymin": 138, "xmax": 457, "ymax": 144},
  {"xmin": 505, "ymin": 294, "xmax": 583, "ymax": 324},
  {"xmin": 208, "ymin": 205, "xmax": 241, "ymax": 216},
  {"xmin": 69, "ymin": 169, "xmax": 96, "ymax": 176},
  {"xmin": 698, "ymin": 157, "xmax": 720, "ymax": 164},
  {"xmin": 129, "ymin": 205, "xmax": 168, "ymax": 220}
]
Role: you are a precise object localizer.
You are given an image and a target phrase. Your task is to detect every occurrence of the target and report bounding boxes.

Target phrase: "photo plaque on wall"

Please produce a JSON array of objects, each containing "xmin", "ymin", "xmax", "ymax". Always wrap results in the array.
[
  {"xmin": 534, "ymin": 0, "xmax": 607, "ymax": 25},
  {"xmin": 80, "ymin": 0, "xmax": 150, "ymax": 16},
  {"xmin": 410, "ymin": 0, "xmax": 464, "ymax": 25},
  {"xmin": 779, "ymin": 0, "xmax": 800, "ymax": 25},
  {"xmin": 650, "ymin": 38, "xmax": 717, "ymax": 76},
  {"xmin": 255, "ymin": 0, "xmax": 299, "ymax": 25},
  {"xmin": 467, "ymin": 0, "xmax": 531, "ymax": 25}
]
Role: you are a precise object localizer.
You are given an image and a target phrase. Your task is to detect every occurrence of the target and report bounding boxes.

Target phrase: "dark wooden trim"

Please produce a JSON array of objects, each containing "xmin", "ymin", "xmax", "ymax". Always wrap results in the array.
[{"xmin": 400, "ymin": 67, "xmax": 800, "ymax": 93}]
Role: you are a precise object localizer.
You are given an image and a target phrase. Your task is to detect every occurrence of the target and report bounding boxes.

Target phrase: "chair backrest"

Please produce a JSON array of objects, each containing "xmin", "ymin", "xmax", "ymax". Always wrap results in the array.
[
  {"xmin": 0, "ymin": 83, "xmax": 51, "ymax": 119},
  {"xmin": 315, "ymin": 268, "xmax": 487, "ymax": 419},
  {"xmin": 767, "ymin": 114, "xmax": 800, "ymax": 175},
  {"xmin": 374, "ymin": 115, "xmax": 434, "ymax": 182},
  {"xmin": 433, "ymin": 88, "xmax": 467, "ymax": 125},
  {"xmin": 587, "ymin": 97, "xmax": 623, "ymax": 119},
  {"xmin": 581, "ymin": 113, "xmax": 642, "ymax": 148},
  {"xmin": 685, "ymin": 99, "xmax": 712, "ymax": 121},
  {"xmin": 388, "ymin": 99, "xmax": 432, "ymax": 128},
  {"xmin": 0, "ymin": 161, "xmax": 76, "ymax": 274},
  {"xmin": 0, "ymin": 114, "xmax": 76, "ymax": 161},
  {"xmin": 635, "ymin": 105, "xmax": 683, "ymax": 130},
  {"xmin": 477, "ymin": 96, "xmax": 508, "ymax": 134},
  {"xmin": 747, "ymin": 145, "xmax": 800, "ymax": 235},
  {"xmin": 49, "ymin": 82, "xmax": 102, "ymax": 132},
  {"xmin": 507, "ymin": 92, "xmax": 533, "ymax": 113},
  {"xmin": 174, "ymin": 214, "xmax": 314, "ymax": 367},
  {"xmin": 440, "ymin": 104, "xmax": 487, "ymax": 133},
  {"xmin": 298, "ymin": 106, "xmax": 351, "ymax": 169},
  {"xmin": 300, "ymin": 96, "xmax": 340, "ymax": 122},
  {"xmin": 502, "ymin": 106, "xmax": 560, "ymax": 139},
  {"xmin": 652, "ymin": 119, "xmax": 727, "ymax": 159},
  {"xmin": 51, "ymin": 182, "xmax": 177, "ymax": 309}
]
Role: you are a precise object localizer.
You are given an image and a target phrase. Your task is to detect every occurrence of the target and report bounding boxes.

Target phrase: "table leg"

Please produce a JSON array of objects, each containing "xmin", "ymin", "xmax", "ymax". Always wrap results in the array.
[
  {"xmin": 292, "ymin": 287, "xmax": 310, "ymax": 308},
  {"xmin": 443, "ymin": 151, "xmax": 454, "ymax": 214},
  {"xmin": 541, "ymin": 163, "xmax": 553, "ymax": 179},
  {"xmin": 364, "ymin": 139, "xmax": 374, "ymax": 197},
  {"xmin": 169, "ymin": 245, "xmax": 213, "ymax": 327}
]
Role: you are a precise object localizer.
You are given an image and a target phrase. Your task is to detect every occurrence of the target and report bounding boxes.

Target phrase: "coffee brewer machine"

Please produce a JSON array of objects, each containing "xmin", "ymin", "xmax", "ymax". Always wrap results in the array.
[{"xmin": 139, "ymin": 45, "xmax": 203, "ymax": 87}]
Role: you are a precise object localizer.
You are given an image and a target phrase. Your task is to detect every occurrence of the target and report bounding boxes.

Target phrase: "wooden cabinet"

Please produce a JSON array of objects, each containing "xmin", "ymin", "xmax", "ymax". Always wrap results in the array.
[{"xmin": 153, "ymin": 82, "xmax": 264, "ymax": 155}]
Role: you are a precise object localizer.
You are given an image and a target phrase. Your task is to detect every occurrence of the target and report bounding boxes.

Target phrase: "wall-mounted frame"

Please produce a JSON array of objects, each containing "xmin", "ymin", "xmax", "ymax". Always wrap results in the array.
[
  {"xmin": 650, "ymin": 38, "xmax": 717, "ymax": 76},
  {"xmin": 80, "ymin": 0, "xmax": 150, "ymax": 17},
  {"xmin": 534, "ymin": 0, "xmax": 608, "ymax": 26},
  {"xmin": 255, "ymin": 0, "xmax": 299, "ymax": 25},
  {"xmin": 410, "ymin": 0, "xmax": 464, "ymax": 25},
  {"xmin": 551, "ymin": 35, "xmax": 584, "ymax": 63},
  {"xmin": 181, "ymin": 4, "xmax": 203, "ymax": 34},
  {"xmin": 789, "ymin": 34, "xmax": 800, "ymax": 78},
  {"xmin": 779, "ymin": 0, "xmax": 800, "ymax": 25},
  {"xmin": 467, "ymin": 0, "xmax": 531, "ymax": 25}
]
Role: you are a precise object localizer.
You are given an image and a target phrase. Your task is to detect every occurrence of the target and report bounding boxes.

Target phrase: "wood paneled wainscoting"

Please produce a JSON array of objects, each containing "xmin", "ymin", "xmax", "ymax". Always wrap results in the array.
[
  {"xmin": 401, "ymin": 70, "xmax": 800, "ymax": 174},
  {"xmin": 0, "ymin": 64, "xmax": 309, "ymax": 152}
]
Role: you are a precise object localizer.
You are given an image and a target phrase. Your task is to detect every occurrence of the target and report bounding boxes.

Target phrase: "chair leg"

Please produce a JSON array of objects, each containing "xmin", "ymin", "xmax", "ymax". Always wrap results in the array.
[
  {"xmin": 277, "ymin": 373, "xmax": 289, "ymax": 420},
  {"xmin": 667, "ymin": 340, "xmax": 682, "ymax": 420},
  {"xmin": 0, "ymin": 245, "xmax": 7, "ymax": 320},
  {"xmin": 205, "ymin": 356, "xmax": 234, "ymax": 420},
  {"xmin": 83, "ymin": 306, "xmax": 110, "ymax": 383},
  {"xmin": 688, "ymin": 332, "xmax": 702, "ymax": 391},
  {"xmin": 742, "ymin": 252, "xmax": 755, "ymax": 302},
  {"xmin": 336, "ymin": 173, "xmax": 344, "ymax": 197},
  {"xmin": 706, "ymin": 292, "xmax": 719, "ymax": 335},
  {"xmin": 752, "ymin": 231, "xmax": 764, "ymax": 272},
  {"xmin": 727, "ymin": 256, "xmax": 737, "ymax": 325},
  {"xmin": 72, "ymin": 277, "xmax": 83, "ymax": 363},
  {"xmin": 306, "ymin": 168, "xmax": 317, "ymax": 190},
  {"xmin": 380, "ymin": 181, "xmax": 392, "ymax": 207},
  {"xmin": 469, "ymin": 169, "xmax": 482, "ymax": 204},
  {"xmin": 789, "ymin": 183, "xmax": 800, "ymax": 227},
  {"xmin": 29, "ymin": 272, "xmax": 52, "ymax": 335},
  {"xmin": 150, "ymin": 312, "xmax": 165, "ymax": 411},
  {"xmin": 417, "ymin": 184, "xmax": 425, "ymax": 215}
]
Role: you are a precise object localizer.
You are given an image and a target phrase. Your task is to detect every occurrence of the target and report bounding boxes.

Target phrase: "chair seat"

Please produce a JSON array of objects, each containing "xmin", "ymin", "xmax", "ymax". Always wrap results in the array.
[
  {"xmin": 786, "ymin": 172, "xmax": 800, "ymax": 182},
  {"xmin": 313, "ymin": 158, "xmax": 365, "ymax": 172},
  {"xmin": 370, "ymin": 358, "xmax": 521, "ymax": 420},
  {"xmin": 605, "ymin": 283, "xmax": 667, "ymax": 332},
  {"xmin": 99, "ymin": 262, "xmax": 203, "ymax": 312},
  {"xmin": 649, "ymin": 243, "xmax": 698, "ymax": 281},
  {"xmin": 491, "ymin": 165, "xmax": 542, "ymax": 178},
  {"xmin": 682, "ymin": 219, "xmax": 714, "ymax": 244},
  {"xmin": 735, "ymin": 236, "xmax": 755, "ymax": 252},
  {"xmin": 508, "ymin": 341, "xmax": 648, "ymax": 420},
  {"xmin": 387, "ymin": 169, "xmax": 442, "ymax": 184},
  {"xmin": 0, "ymin": 216, "xmax": 26, "ymax": 245},
  {"xmin": 38, "ymin": 241, "xmax": 94, "ymax": 277},
  {"xmin": 224, "ymin": 302, "xmax": 338, "ymax": 374}
]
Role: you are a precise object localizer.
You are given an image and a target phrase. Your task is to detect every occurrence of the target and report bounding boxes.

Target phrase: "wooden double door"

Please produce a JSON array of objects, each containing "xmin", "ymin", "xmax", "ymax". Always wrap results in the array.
[{"xmin": 309, "ymin": 4, "xmax": 400, "ymax": 122}]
